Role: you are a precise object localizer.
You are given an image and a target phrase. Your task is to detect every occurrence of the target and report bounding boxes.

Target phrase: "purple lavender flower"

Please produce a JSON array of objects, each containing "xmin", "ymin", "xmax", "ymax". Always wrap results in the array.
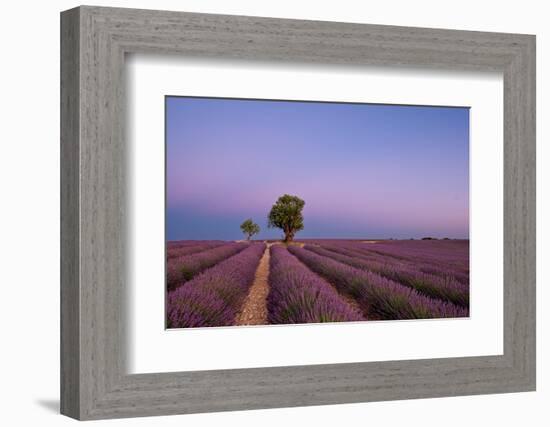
[
  {"xmin": 304, "ymin": 244, "xmax": 469, "ymax": 308},
  {"xmin": 167, "ymin": 243, "xmax": 265, "ymax": 328},
  {"xmin": 268, "ymin": 245, "xmax": 363, "ymax": 324},
  {"xmin": 166, "ymin": 241, "xmax": 225, "ymax": 260},
  {"xmin": 288, "ymin": 245, "xmax": 468, "ymax": 320},
  {"xmin": 167, "ymin": 242, "xmax": 248, "ymax": 290}
]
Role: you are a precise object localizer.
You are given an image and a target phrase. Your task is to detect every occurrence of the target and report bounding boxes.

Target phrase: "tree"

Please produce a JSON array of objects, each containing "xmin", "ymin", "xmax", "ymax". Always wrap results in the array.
[
  {"xmin": 240, "ymin": 218, "xmax": 260, "ymax": 241},
  {"xmin": 268, "ymin": 194, "xmax": 305, "ymax": 242}
]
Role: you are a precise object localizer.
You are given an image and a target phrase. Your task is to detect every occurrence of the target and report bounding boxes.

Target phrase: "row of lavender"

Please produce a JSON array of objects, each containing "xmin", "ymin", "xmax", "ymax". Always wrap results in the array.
[
  {"xmin": 168, "ymin": 243, "xmax": 265, "ymax": 328},
  {"xmin": 304, "ymin": 244, "xmax": 469, "ymax": 307},
  {"xmin": 167, "ymin": 240, "xmax": 225, "ymax": 250},
  {"xmin": 301, "ymin": 239, "xmax": 469, "ymax": 281},
  {"xmin": 358, "ymin": 241, "xmax": 469, "ymax": 280},
  {"xmin": 167, "ymin": 240, "xmax": 224, "ymax": 260},
  {"xmin": 166, "ymin": 242, "xmax": 248, "ymax": 290},
  {"xmin": 268, "ymin": 245, "xmax": 363, "ymax": 324},
  {"xmin": 287, "ymin": 245, "xmax": 468, "ymax": 320}
]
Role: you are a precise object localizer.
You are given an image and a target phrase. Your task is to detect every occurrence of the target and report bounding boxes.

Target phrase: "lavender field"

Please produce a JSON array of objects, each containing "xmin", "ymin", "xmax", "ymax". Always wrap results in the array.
[{"xmin": 166, "ymin": 239, "xmax": 469, "ymax": 329}]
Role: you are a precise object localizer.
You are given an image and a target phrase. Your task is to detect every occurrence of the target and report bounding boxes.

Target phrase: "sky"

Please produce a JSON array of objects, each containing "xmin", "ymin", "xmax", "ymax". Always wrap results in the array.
[{"xmin": 166, "ymin": 96, "xmax": 469, "ymax": 241}]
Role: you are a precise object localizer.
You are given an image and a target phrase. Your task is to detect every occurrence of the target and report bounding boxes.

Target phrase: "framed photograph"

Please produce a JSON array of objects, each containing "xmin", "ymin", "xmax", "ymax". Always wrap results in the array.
[
  {"xmin": 61, "ymin": 6, "xmax": 536, "ymax": 420},
  {"xmin": 164, "ymin": 96, "xmax": 470, "ymax": 329}
]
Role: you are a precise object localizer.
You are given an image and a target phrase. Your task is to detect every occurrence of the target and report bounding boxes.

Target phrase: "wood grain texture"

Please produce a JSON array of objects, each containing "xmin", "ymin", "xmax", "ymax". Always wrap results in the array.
[
  {"xmin": 60, "ymin": 7, "xmax": 80, "ymax": 419},
  {"xmin": 60, "ymin": 5, "xmax": 536, "ymax": 420}
]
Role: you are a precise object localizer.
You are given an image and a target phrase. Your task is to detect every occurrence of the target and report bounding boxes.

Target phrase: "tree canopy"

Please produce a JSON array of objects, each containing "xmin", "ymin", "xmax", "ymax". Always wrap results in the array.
[
  {"xmin": 267, "ymin": 194, "xmax": 305, "ymax": 242},
  {"xmin": 240, "ymin": 218, "xmax": 260, "ymax": 240}
]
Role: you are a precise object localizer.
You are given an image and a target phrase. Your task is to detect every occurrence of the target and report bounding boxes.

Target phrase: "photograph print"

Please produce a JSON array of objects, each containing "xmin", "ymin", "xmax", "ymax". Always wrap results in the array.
[{"xmin": 165, "ymin": 96, "xmax": 470, "ymax": 329}]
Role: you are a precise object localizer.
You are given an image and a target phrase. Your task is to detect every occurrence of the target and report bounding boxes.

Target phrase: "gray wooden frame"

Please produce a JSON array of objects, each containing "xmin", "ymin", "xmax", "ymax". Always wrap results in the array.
[{"xmin": 60, "ymin": 5, "xmax": 536, "ymax": 420}]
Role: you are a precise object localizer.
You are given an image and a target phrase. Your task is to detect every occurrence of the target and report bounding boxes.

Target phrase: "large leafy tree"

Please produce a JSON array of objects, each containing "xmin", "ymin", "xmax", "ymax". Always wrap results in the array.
[
  {"xmin": 240, "ymin": 218, "xmax": 260, "ymax": 241},
  {"xmin": 268, "ymin": 194, "xmax": 305, "ymax": 242}
]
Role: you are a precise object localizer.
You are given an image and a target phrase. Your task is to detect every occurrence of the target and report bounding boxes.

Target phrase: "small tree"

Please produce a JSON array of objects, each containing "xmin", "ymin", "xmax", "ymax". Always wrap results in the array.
[
  {"xmin": 268, "ymin": 194, "xmax": 305, "ymax": 243},
  {"xmin": 240, "ymin": 219, "xmax": 260, "ymax": 241}
]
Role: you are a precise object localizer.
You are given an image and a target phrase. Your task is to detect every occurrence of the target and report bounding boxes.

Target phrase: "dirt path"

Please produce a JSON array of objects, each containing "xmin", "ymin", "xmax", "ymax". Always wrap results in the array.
[{"xmin": 235, "ymin": 244, "xmax": 272, "ymax": 326}]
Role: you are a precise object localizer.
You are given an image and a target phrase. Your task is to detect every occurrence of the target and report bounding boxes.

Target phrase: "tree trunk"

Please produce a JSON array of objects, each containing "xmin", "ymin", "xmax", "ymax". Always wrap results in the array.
[{"xmin": 284, "ymin": 230, "xmax": 294, "ymax": 243}]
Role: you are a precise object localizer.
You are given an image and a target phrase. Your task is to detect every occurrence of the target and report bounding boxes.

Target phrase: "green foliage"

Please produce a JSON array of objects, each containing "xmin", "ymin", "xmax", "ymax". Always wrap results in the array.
[
  {"xmin": 240, "ymin": 218, "xmax": 260, "ymax": 240},
  {"xmin": 267, "ymin": 194, "xmax": 305, "ymax": 242}
]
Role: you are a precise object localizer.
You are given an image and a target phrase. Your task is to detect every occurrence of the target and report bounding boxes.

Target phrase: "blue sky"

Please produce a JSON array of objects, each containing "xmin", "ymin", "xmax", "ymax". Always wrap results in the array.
[{"xmin": 166, "ymin": 96, "xmax": 469, "ymax": 240}]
